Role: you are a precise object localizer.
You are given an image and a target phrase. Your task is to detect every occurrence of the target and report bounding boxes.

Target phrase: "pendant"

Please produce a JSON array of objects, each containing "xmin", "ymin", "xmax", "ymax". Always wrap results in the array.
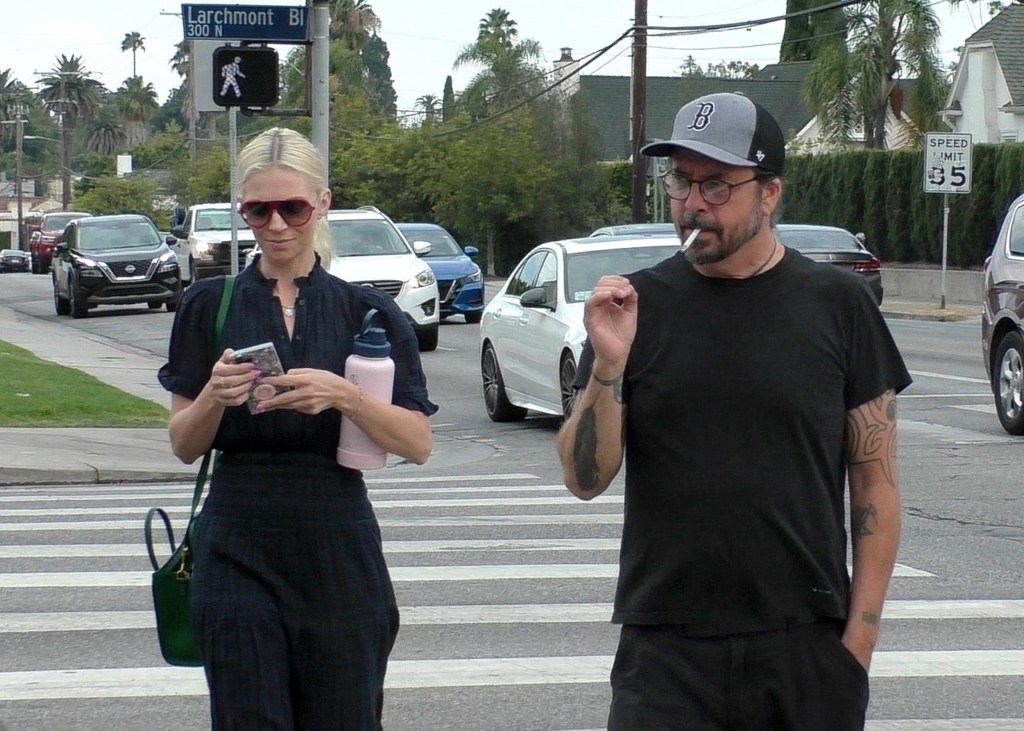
[{"xmin": 282, "ymin": 306, "xmax": 295, "ymax": 318}]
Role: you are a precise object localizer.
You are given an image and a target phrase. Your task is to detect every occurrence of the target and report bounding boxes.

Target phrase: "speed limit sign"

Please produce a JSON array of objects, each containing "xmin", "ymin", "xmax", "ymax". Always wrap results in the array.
[{"xmin": 924, "ymin": 132, "xmax": 972, "ymax": 194}]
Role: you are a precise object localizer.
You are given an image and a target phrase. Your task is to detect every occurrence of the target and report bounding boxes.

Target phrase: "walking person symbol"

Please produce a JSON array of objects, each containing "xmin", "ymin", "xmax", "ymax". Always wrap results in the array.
[{"xmin": 220, "ymin": 56, "xmax": 246, "ymax": 98}]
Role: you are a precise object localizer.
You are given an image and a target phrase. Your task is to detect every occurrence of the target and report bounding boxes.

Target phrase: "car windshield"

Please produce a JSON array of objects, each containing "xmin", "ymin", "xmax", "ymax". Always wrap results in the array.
[
  {"xmin": 565, "ymin": 245, "xmax": 679, "ymax": 302},
  {"xmin": 403, "ymin": 229, "xmax": 463, "ymax": 257},
  {"xmin": 44, "ymin": 214, "xmax": 87, "ymax": 232},
  {"xmin": 777, "ymin": 227, "xmax": 860, "ymax": 251},
  {"xmin": 329, "ymin": 220, "xmax": 411, "ymax": 256},
  {"xmin": 78, "ymin": 222, "xmax": 161, "ymax": 252},
  {"xmin": 195, "ymin": 210, "xmax": 247, "ymax": 231},
  {"xmin": 2, "ymin": 250, "xmax": 28, "ymax": 258}
]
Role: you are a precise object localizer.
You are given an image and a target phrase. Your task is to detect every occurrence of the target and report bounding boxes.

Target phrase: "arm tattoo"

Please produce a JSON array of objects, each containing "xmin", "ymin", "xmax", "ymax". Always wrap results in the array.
[
  {"xmin": 592, "ymin": 373, "xmax": 624, "ymax": 404},
  {"xmin": 851, "ymin": 503, "xmax": 878, "ymax": 538},
  {"xmin": 573, "ymin": 406, "xmax": 602, "ymax": 492},
  {"xmin": 861, "ymin": 611, "xmax": 879, "ymax": 626},
  {"xmin": 845, "ymin": 391, "xmax": 898, "ymax": 486}
]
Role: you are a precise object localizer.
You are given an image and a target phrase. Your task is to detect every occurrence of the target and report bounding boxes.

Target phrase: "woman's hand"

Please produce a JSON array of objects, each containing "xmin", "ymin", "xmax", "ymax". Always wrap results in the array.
[
  {"xmin": 255, "ymin": 368, "xmax": 359, "ymax": 416},
  {"xmin": 207, "ymin": 349, "xmax": 258, "ymax": 408}
]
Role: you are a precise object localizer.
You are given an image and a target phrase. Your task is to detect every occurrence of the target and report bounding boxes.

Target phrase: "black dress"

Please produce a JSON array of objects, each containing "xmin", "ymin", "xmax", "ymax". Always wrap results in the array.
[{"xmin": 159, "ymin": 260, "xmax": 437, "ymax": 729}]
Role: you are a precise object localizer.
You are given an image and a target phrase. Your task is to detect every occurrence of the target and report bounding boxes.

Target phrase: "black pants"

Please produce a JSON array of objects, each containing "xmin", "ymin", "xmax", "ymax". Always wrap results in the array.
[
  {"xmin": 192, "ymin": 454, "xmax": 399, "ymax": 730},
  {"xmin": 608, "ymin": 619, "xmax": 869, "ymax": 731}
]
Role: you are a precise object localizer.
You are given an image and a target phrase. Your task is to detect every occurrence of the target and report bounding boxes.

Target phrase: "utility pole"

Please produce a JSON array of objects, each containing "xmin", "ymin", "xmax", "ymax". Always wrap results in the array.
[
  {"xmin": 13, "ymin": 103, "xmax": 26, "ymax": 250},
  {"xmin": 630, "ymin": 0, "xmax": 648, "ymax": 223}
]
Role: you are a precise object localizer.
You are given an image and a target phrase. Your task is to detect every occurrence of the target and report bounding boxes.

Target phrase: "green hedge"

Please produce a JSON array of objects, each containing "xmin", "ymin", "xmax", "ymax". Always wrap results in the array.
[{"xmin": 784, "ymin": 143, "xmax": 1024, "ymax": 267}]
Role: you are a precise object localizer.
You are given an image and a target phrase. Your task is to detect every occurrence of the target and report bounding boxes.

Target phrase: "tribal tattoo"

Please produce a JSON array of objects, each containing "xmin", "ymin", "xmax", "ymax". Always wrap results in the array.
[
  {"xmin": 845, "ymin": 390, "xmax": 898, "ymax": 487},
  {"xmin": 850, "ymin": 503, "xmax": 878, "ymax": 538}
]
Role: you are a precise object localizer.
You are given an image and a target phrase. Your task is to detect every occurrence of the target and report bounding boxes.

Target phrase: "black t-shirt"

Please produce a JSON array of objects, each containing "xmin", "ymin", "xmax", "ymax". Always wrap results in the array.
[
  {"xmin": 158, "ymin": 261, "xmax": 437, "ymax": 459},
  {"xmin": 577, "ymin": 246, "xmax": 911, "ymax": 635}
]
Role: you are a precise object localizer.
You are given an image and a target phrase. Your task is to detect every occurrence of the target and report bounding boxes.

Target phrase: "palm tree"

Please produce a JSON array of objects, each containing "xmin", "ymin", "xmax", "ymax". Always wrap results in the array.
[
  {"xmin": 802, "ymin": 0, "xmax": 946, "ymax": 149},
  {"xmin": 330, "ymin": 0, "xmax": 380, "ymax": 52},
  {"xmin": 121, "ymin": 32, "xmax": 146, "ymax": 78},
  {"xmin": 169, "ymin": 41, "xmax": 197, "ymax": 161},
  {"xmin": 86, "ymin": 113, "xmax": 126, "ymax": 156},
  {"xmin": 37, "ymin": 55, "xmax": 105, "ymax": 209},
  {"xmin": 115, "ymin": 76, "xmax": 159, "ymax": 148},
  {"xmin": 415, "ymin": 93, "xmax": 441, "ymax": 122},
  {"xmin": 454, "ymin": 9, "xmax": 543, "ymax": 115}
]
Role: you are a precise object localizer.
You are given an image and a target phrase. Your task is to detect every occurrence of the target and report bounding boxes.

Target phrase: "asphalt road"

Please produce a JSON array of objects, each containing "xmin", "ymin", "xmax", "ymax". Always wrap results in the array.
[{"xmin": 1, "ymin": 271, "xmax": 1023, "ymax": 730}]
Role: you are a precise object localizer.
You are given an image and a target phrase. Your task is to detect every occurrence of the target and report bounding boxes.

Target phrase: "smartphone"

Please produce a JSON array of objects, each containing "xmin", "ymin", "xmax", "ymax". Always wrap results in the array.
[{"xmin": 231, "ymin": 342, "xmax": 291, "ymax": 413}]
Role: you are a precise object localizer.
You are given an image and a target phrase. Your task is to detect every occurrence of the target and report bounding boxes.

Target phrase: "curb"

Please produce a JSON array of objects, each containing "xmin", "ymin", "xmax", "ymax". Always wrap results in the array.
[
  {"xmin": 881, "ymin": 309, "xmax": 977, "ymax": 322},
  {"xmin": 0, "ymin": 469, "xmax": 199, "ymax": 487}
]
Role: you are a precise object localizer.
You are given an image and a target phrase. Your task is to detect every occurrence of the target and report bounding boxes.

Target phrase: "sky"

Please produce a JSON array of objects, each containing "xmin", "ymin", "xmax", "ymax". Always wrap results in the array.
[{"xmin": 0, "ymin": 0, "xmax": 998, "ymax": 117}]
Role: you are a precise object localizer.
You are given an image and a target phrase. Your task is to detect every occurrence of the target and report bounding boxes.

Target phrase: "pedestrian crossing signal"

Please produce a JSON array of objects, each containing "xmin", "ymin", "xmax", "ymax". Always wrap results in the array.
[{"xmin": 212, "ymin": 46, "xmax": 279, "ymax": 109}]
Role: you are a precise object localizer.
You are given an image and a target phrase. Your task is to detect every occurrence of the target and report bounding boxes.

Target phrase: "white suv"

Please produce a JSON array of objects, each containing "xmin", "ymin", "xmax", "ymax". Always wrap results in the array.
[
  {"xmin": 171, "ymin": 203, "xmax": 257, "ymax": 284},
  {"xmin": 326, "ymin": 207, "xmax": 440, "ymax": 351}
]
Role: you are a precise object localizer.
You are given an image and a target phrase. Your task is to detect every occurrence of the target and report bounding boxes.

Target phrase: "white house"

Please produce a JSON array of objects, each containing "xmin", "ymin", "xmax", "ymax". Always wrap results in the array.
[{"xmin": 943, "ymin": 3, "xmax": 1024, "ymax": 143}]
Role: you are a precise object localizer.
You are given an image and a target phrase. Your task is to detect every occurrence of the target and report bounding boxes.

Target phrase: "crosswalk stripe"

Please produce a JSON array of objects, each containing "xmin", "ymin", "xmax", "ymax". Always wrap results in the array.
[
  {"xmin": 0, "ymin": 484, "xmax": 571, "ymax": 503},
  {"xmin": 0, "ymin": 495, "xmax": 619, "ymax": 517},
  {"xmin": 0, "ymin": 562, "xmax": 934, "ymax": 588},
  {"xmin": 866, "ymin": 722, "xmax": 1024, "ymax": 730},
  {"xmin": 6, "ymin": 599, "xmax": 1024, "ymax": 633},
  {"xmin": 0, "ymin": 514, "xmax": 627, "ymax": 531},
  {"xmin": 4, "ymin": 650, "xmax": 1024, "ymax": 701},
  {"xmin": 0, "ymin": 538, "xmax": 623, "ymax": 558}
]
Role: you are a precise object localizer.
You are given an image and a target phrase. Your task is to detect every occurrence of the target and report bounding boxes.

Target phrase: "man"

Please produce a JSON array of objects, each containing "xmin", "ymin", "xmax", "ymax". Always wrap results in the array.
[{"xmin": 555, "ymin": 92, "xmax": 910, "ymax": 730}]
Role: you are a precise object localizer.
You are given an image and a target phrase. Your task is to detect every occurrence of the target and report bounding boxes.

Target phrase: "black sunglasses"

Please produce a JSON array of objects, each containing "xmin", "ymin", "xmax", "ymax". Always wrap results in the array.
[{"xmin": 239, "ymin": 199, "xmax": 316, "ymax": 229}]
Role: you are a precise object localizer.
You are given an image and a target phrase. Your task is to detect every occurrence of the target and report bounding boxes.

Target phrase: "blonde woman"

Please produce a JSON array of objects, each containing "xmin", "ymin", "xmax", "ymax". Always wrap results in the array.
[{"xmin": 159, "ymin": 127, "xmax": 436, "ymax": 728}]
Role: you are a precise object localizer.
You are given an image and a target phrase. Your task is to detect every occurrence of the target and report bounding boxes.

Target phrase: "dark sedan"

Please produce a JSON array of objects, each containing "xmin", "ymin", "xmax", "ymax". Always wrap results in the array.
[
  {"xmin": 775, "ymin": 223, "xmax": 883, "ymax": 305},
  {"xmin": 0, "ymin": 249, "xmax": 30, "ymax": 273}
]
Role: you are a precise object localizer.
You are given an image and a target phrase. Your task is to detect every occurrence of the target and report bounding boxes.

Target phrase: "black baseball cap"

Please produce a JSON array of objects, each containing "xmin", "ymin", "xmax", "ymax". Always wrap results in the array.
[{"xmin": 641, "ymin": 92, "xmax": 785, "ymax": 176}]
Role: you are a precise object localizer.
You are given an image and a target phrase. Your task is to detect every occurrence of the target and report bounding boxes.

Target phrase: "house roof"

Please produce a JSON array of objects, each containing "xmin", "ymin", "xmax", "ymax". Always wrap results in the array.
[
  {"xmin": 964, "ymin": 3, "xmax": 1024, "ymax": 106},
  {"xmin": 577, "ymin": 75, "xmax": 813, "ymax": 162}
]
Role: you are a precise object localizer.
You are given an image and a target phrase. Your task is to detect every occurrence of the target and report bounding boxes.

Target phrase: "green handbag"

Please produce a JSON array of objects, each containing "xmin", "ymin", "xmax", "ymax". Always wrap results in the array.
[{"xmin": 144, "ymin": 275, "xmax": 234, "ymax": 667}]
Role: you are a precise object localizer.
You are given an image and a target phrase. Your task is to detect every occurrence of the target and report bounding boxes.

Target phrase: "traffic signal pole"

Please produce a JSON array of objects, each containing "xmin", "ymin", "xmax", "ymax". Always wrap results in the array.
[{"xmin": 310, "ymin": 0, "xmax": 330, "ymax": 166}]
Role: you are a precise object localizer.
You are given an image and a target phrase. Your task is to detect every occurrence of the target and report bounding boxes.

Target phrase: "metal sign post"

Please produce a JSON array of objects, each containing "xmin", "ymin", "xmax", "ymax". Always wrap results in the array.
[
  {"xmin": 229, "ymin": 107, "xmax": 239, "ymax": 275},
  {"xmin": 923, "ymin": 132, "xmax": 972, "ymax": 309}
]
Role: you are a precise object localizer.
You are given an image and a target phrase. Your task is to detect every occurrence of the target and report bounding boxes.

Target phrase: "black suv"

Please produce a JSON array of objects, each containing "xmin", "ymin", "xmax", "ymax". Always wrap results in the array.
[{"xmin": 52, "ymin": 214, "xmax": 182, "ymax": 318}]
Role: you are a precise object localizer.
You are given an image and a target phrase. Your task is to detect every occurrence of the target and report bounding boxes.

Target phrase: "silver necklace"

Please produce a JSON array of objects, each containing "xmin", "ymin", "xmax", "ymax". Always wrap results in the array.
[{"xmin": 282, "ymin": 304, "xmax": 296, "ymax": 318}]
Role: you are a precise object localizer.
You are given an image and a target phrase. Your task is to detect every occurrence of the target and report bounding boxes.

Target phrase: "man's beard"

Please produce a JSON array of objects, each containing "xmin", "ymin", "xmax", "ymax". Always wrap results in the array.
[{"xmin": 679, "ymin": 206, "xmax": 764, "ymax": 266}]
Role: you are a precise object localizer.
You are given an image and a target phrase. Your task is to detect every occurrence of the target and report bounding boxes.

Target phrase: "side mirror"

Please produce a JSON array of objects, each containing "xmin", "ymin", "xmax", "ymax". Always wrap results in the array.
[
  {"xmin": 171, "ymin": 226, "xmax": 186, "ymax": 239},
  {"xmin": 165, "ymin": 235, "xmax": 178, "ymax": 246},
  {"xmin": 463, "ymin": 245, "xmax": 479, "ymax": 258},
  {"xmin": 412, "ymin": 240, "xmax": 432, "ymax": 256},
  {"xmin": 55, "ymin": 242, "xmax": 69, "ymax": 255},
  {"xmin": 520, "ymin": 286, "xmax": 554, "ymax": 309}
]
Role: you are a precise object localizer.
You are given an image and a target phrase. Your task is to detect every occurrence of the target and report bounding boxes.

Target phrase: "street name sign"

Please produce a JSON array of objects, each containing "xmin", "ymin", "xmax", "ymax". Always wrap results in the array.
[
  {"xmin": 181, "ymin": 4, "xmax": 308, "ymax": 43},
  {"xmin": 924, "ymin": 132, "xmax": 973, "ymax": 195}
]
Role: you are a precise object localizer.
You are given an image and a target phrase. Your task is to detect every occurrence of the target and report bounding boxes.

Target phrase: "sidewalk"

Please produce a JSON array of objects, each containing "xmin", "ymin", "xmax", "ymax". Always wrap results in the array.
[
  {"xmin": 0, "ymin": 295, "xmax": 980, "ymax": 485},
  {"xmin": 0, "ymin": 305, "xmax": 492, "ymax": 485}
]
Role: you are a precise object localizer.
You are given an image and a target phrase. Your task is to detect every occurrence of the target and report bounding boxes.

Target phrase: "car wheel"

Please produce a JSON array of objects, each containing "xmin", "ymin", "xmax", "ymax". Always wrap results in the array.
[
  {"xmin": 481, "ymin": 343, "xmax": 527, "ymax": 422},
  {"xmin": 39, "ymin": 260, "xmax": 49, "ymax": 275},
  {"xmin": 417, "ymin": 325, "xmax": 439, "ymax": 352},
  {"xmin": 52, "ymin": 275, "xmax": 70, "ymax": 316},
  {"xmin": 559, "ymin": 352, "xmax": 578, "ymax": 419},
  {"xmin": 464, "ymin": 312, "xmax": 482, "ymax": 325},
  {"xmin": 70, "ymin": 275, "xmax": 89, "ymax": 319},
  {"xmin": 31, "ymin": 256, "xmax": 40, "ymax": 275},
  {"xmin": 993, "ymin": 330, "xmax": 1024, "ymax": 435}
]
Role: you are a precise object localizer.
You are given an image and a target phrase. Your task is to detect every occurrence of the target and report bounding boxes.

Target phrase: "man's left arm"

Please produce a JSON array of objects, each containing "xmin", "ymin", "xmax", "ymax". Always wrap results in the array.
[{"xmin": 844, "ymin": 388, "xmax": 902, "ymax": 670}]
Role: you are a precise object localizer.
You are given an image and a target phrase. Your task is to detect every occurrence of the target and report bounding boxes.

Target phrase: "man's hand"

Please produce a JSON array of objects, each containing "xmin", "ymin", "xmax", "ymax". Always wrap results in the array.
[{"xmin": 584, "ymin": 275, "xmax": 638, "ymax": 371}]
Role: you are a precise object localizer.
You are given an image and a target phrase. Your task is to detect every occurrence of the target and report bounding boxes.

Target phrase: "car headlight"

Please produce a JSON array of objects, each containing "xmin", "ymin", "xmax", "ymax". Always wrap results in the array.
[
  {"xmin": 409, "ymin": 269, "xmax": 436, "ymax": 288},
  {"xmin": 461, "ymin": 269, "xmax": 483, "ymax": 284},
  {"xmin": 195, "ymin": 242, "xmax": 212, "ymax": 258}
]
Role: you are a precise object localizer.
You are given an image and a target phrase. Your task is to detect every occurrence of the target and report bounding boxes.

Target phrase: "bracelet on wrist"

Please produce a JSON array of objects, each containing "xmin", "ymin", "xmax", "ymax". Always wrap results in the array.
[{"xmin": 349, "ymin": 387, "xmax": 364, "ymax": 418}]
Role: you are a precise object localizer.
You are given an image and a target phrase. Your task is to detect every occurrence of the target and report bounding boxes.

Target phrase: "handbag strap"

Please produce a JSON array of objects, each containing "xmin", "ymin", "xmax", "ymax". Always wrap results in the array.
[{"xmin": 186, "ymin": 275, "xmax": 236, "ymax": 522}]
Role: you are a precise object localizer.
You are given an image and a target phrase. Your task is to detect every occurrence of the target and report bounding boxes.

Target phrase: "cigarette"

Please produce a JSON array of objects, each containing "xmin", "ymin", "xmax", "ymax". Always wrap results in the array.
[{"xmin": 681, "ymin": 228, "xmax": 701, "ymax": 252}]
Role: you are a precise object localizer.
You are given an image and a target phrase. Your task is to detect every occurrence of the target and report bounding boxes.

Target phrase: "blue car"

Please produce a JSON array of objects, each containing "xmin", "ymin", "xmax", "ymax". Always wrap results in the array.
[{"xmin": 396, "ymin": 223, "xmax": 484, "ymax": 324}]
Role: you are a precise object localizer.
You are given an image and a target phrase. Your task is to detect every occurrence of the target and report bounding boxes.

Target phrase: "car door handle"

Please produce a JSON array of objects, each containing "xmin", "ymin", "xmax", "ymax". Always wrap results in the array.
[{"xmin": 518, "ymin": 315, "xmax": 529, "ymax": 326}]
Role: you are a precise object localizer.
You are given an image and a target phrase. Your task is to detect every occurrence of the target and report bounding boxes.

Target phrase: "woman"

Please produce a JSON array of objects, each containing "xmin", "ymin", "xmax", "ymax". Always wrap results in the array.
[{"xmin": 158, "ymin": 127, "xmax": 436, "ymax": 729}]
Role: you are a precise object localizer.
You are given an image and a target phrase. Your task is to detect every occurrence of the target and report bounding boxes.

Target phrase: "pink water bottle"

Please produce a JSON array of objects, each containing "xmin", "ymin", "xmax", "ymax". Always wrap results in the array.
[{"xmin": 338, "ymin": 309, "xmax": 395, "ymax": 470}]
